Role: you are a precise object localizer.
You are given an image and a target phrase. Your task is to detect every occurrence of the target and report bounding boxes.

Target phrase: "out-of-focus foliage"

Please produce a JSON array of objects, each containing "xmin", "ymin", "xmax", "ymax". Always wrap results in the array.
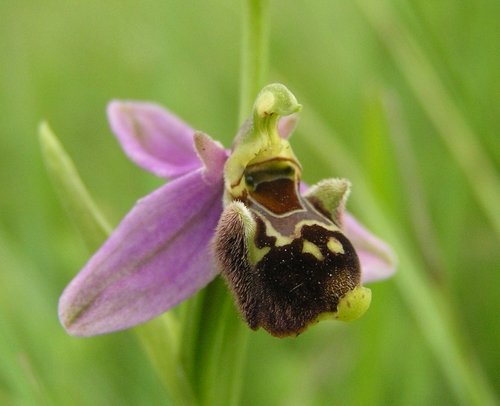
[{"xmin": 1, "ymin": 0, "xmax": 499, "ymax": 405}]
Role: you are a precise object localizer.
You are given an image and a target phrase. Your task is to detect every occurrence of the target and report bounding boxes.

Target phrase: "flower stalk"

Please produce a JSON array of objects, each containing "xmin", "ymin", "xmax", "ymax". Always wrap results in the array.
[{"xmin": 240, "ymin": 0, "xmax": 270, "ymax": 123}]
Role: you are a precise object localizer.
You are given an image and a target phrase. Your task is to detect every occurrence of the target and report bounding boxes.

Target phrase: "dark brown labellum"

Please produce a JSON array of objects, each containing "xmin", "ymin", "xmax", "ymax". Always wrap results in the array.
[{"xmin": 214, "ymin": 158, "xmax": 363, "ymax": 338}]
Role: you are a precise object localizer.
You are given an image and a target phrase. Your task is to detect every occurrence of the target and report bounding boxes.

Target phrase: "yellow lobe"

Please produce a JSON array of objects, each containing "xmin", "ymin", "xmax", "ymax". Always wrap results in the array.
[{"xmin": 336, "ymin": 286, "xmax": 372, "ymax": 322}]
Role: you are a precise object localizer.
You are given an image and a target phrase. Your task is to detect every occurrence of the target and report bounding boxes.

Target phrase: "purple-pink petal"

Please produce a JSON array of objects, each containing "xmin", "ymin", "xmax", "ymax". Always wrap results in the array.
[
  {"xmin": 59, "ymin": 168, "xmax": 224, "ymax": 336},
  {"xmin": 343, "ymin": 212, "xmax": 397, "ymax": 283},
  {"xmin": 107, "ymin": 101, "xmax": 202, "ymax": 179}
]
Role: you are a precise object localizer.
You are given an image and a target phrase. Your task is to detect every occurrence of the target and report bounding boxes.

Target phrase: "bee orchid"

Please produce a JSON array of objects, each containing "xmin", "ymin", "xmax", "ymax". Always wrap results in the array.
[{"xmin": 58, "ymin": 84, "xmax": 396, "ymax": 337}]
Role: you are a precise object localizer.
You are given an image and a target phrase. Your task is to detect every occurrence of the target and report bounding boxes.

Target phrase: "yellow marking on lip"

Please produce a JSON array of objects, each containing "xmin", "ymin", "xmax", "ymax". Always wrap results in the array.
[
  {"xmin": 248, "ymin": 245, "xmax": 271, "ymax": 265},
  {"xmin": 302, "ymin": 240, "xmax": 324, "ymax": 261},
  {"xmin": 327, "ymin": 236, "xmax": 344, "ymax": 254}
]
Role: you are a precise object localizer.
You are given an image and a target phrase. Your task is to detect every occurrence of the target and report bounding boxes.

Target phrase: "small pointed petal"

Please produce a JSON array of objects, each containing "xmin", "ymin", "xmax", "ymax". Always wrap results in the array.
[
  {"xmin": 59, "ymin": 169, "xmax": 224, "ymax": 336},
  {"xmin": 108, "ymin": 101, "xmax": 202, "ymax": 179},
  {"xmin": 343, "ymin": 213, "xmax": 397, "ymax": 283},
  {"xmin": 194, "ymin": 132, "xmax": 229, "ymax": 185},
  {"xmin": 278, "ymin": 114, "xmax": 299, "ymax": 139}
]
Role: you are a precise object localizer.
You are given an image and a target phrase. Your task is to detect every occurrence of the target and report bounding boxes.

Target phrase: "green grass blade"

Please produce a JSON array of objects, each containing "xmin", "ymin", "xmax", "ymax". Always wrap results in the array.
[
  {"xmin": 38, "ymin": 122, "xmax": 112, "ymax": 252},
  {"xmin": 355, "ymin": 0, "xmax": 500, "ymax": 243},
  {"xmin": 294, "ymin": 94, "xmax": 499, "ymax": 406},
  {"xmin": 39, "ymin": 122, "xmax": 197, "ymax": 404},
  {"xmin": 134, "ymin": 315, "xmax": 198, "ymax": 406}
]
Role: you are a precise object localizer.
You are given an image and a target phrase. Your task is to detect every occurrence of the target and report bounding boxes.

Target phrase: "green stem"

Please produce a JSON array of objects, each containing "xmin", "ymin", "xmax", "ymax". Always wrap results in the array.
[
  {"xmin": 194, "ymin": 280, "xmax": 248, "ymax": 406},
  {"xmin": 239, "ymin": 0, "xmax": 270, "ymax": 123}
]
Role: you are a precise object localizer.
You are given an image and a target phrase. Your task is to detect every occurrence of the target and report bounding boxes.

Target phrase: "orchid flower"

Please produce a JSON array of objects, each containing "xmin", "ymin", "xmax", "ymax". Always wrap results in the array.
[{"xmin": 59, "ymin": 84, "xmax": 396, "ymax": 338}]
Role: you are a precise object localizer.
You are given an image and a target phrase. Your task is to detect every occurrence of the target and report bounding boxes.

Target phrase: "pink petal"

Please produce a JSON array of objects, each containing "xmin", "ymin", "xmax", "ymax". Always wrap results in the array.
[
  {"xmin": 59, "ymin": 169, "xmax": 224, "ymax": 336},
  {"xmin": 343, "ymin": 212, "xmax": 397, "ymax": 283},
  {"xmin": 108, "ymin": 101, "xmax": 202, "ymax": 179}
]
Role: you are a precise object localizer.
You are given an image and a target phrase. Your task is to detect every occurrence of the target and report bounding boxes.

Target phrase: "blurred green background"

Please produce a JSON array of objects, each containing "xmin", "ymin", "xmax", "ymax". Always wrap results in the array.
[{"xmin": 1, "ymin": 0, "xmax": 499, "ymax": 405}]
